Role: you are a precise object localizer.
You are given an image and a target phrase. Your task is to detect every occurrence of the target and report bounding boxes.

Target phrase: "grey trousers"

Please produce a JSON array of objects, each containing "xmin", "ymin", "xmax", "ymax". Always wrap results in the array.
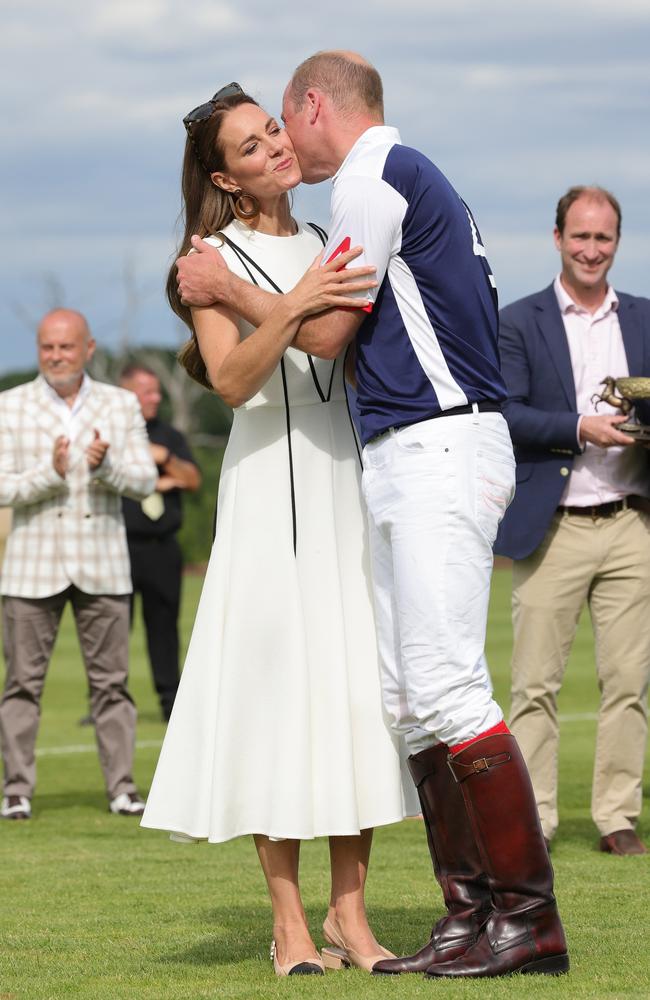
[{"xmin": 0, "ymin": 587, "xmax": 138, "ymax": 801}]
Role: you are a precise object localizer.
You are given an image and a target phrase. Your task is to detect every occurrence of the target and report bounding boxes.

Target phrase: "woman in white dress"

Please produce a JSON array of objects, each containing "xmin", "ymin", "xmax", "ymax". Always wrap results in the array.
[{"xmin": 141, "ymin": 84, "xmax": 415, "ymax": 976}]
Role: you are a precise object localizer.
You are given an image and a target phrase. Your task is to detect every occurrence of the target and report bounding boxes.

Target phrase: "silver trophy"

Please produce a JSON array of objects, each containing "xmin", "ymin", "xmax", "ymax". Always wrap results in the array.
[{"xmin": 593, "ymin": 376, "xmax": 650, "ymax": 443}]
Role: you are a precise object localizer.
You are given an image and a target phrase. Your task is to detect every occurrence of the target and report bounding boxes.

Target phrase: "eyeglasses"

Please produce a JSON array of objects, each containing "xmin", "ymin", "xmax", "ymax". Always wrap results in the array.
[{"xmin": 182, "ymin": 83, "xmax": 244, "ymax": 132}]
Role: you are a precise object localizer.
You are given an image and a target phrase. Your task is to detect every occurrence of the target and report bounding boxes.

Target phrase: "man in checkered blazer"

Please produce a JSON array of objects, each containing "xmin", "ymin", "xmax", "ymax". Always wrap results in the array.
[{"xmin": 0, "ymin": 309, "xmax": 157, "ymax": 820}]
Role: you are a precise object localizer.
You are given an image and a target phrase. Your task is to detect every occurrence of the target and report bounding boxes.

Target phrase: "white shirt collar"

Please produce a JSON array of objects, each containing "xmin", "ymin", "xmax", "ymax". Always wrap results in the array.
[
  {"xmin": 333, "ymin": 125, "xmax": 402, "ymax": 183},
  {"xmin": 42, "ymin": 371, "xmax": 91, "ymax": 412},
  {"xmin": 553, "ymin": 274, "xmax": 618, "ymax": 317}
]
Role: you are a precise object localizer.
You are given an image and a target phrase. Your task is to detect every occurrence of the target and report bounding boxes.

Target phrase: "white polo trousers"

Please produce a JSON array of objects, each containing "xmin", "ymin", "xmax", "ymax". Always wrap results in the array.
[{"xmin": 361, "ymin": 410, "xmax": 515, "ymax": 752}]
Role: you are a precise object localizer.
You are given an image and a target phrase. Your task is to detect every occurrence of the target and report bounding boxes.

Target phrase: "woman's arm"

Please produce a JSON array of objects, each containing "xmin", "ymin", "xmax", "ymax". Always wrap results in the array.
[
  {"xmin": 192, "ymin": 301, "xmax": 296, "ymax": 408},
  {"xmin": 192, "ymin": 259, "xmax": 371, "ymax": 408},
  {"xmin": 179, "ymin": 241, "xmax": 375, "ymax": 360}
]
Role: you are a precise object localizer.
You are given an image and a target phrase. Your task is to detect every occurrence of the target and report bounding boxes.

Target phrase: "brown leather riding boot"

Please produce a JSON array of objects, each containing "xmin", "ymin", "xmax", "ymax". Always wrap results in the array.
[
  {"xmin": 426, "ymin": 733, "xmax": 569, "ymax": 979},
  {"xmin": 373, "ymin": 743, "xmax": 491, "ymax": 975}
]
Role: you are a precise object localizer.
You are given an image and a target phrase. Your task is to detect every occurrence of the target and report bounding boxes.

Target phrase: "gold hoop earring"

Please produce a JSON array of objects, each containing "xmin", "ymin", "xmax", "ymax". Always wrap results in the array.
[{"xmin": 229, "ymin": 190, "xmax": 260, "ymax": 220}]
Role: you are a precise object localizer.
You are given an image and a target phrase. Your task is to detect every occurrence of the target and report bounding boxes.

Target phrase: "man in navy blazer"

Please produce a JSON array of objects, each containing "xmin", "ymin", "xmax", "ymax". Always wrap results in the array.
[{"xmin": 495, "ymin": 186, "xmax": 650, "ymax": 856}]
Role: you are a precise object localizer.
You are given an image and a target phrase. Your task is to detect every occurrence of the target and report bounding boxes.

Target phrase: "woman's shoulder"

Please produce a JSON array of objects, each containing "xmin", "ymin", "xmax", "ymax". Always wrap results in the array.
[
  {"xmin": 200, "ymin": 220, "xmax": 243, "ymax": 248},
  {"xmin": 299, "ymin": 220, "xmax": 328, "ymax": 244},
  {"xmin": 202, "ymin": 231, "xmax": 228, "ymax": 249},
  {"xmin": 200, "ymin": 222, "xmax": 253, "ymax": 261},
  {"xmin": 200, "ymin": 225, "xmax": 241, "ymax": 266},
  {"xmin": 206, "ymin": 219, "xmax": 328, "ymax": 245},
  {"xmin": 198, "ymin": 220, "xmax": 328, "ymax": 284}
]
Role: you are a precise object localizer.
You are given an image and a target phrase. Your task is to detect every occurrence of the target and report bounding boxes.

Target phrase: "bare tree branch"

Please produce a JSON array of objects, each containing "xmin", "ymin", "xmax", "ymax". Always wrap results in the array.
[{"xmin": 10, "ymin": 272, "xmax": 66, "ymax": 331}]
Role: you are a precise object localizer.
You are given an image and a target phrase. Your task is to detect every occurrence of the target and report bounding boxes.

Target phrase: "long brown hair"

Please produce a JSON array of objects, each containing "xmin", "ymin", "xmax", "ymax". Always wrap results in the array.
[{"xmin": 168, "ymin": 92, "xmax": 259, "ymax": 389}]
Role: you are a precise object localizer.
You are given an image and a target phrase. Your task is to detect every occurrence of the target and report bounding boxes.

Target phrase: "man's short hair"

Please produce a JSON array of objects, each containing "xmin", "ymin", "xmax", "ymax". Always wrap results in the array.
[
  {"xmin": 119, "ymin": 363, "xmax": 158, "ymax": 383},
  {"xmin": 555, "ymin": 186, "xmax": 622, "ymax": 238},
  {"xmin": 289, "ymin": 51, "xmax": 384, "ymax": 118}
]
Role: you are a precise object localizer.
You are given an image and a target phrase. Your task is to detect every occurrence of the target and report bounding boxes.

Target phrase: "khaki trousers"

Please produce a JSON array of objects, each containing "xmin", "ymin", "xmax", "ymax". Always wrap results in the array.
[
  {"xmin": 0, "ymin": 587, "xmax": 137, "ymax": 801},
  {"xmin": 510, "ymin": 507, "xmax": 650, "ymax": 839}
]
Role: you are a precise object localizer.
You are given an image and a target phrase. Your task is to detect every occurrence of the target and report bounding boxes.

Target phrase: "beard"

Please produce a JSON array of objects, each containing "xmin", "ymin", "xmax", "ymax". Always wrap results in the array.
[{"xmin": 42, "ymin": 368, "xmax": 84, "ymax": 392}]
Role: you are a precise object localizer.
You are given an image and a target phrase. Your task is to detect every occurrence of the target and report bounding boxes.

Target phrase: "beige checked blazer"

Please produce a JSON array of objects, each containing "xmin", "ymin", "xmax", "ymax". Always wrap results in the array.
[{"xmin": 0, "ymin": 375, "xmax": 157, "ymax": 598}]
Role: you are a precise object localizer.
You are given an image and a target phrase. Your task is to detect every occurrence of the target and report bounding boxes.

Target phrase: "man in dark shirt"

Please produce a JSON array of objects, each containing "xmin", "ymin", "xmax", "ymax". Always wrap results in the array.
[{"xmin": 120, "ymin": 365, "xmax": 201, "ymax": 720}]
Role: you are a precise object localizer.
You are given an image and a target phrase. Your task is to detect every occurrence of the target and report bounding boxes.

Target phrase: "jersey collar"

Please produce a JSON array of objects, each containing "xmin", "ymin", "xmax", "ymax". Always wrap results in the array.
[{"xmin": 333, "ymin": 125, "xmax": 402, "ymax": 183}]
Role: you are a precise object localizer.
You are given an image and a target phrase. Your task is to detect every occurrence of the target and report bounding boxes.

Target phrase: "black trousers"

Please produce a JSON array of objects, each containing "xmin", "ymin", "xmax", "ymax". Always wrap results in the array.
[{"xmin": 128, "ymin": 535, "xmax": 182, "ymax": 720}]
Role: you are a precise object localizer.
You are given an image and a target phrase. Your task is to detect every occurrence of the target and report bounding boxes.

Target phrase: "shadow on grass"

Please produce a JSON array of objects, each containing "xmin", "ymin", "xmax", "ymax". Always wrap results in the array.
[
  {"xmin": 161, "ymin": 905, "xmax": 445, "ymax": 968},
  {"xmin": 30, "ymin": 790, "xmax": 109, "ymax": 815},
  {"xmin": 551, "ymin": 816, "xmax": 599, "ymax": 851},
  {"xmin": 160, "ymin": 905, "xmax": 271, "ymax": 966},
  {"xmin": 555, "ymin": 812, "xmax": 648, "ymax": 852},
  {"xmin": 553, "ymin": 815, "xmax": 649, "ymax": 853},
  {"xmin": 136, "ymin": 709, "xmax": 165, "ymax": 724}
]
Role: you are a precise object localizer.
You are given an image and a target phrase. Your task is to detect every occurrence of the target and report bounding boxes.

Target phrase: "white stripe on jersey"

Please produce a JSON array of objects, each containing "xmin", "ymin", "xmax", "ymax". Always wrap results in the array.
[{"xmin": 388, "ymin": 254, "xmax": 469, "ymax": 410}]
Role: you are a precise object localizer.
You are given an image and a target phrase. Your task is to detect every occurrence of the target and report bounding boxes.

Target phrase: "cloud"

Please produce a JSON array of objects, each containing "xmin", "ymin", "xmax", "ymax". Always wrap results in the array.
[
  {"xmin": 1, "ymin": 0, "xmax": 649, "ymax": 372},
  {"xmin": 371, "ymin": 0, "xmax": 650, "ymax": 12},
  {"xmin": 462, "ymin": 62, "xmax": 648, "ymax": 94},
  {"xmin": 89, "ymin": 0, "xmax": 247, "ymax": 52}
]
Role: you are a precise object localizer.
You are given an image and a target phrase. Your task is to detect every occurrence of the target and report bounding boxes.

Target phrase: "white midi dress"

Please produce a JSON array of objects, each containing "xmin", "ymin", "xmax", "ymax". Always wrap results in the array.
[{"xmin": 141, "ymin": 219, "xmax": 416, "ymax": 843}]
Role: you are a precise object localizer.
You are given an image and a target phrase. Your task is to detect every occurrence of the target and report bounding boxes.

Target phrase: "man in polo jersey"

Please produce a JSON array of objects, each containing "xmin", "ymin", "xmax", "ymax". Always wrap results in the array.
[{"xmin": 175, "ymin": 51, "xmax": 568, "ymax": 979}]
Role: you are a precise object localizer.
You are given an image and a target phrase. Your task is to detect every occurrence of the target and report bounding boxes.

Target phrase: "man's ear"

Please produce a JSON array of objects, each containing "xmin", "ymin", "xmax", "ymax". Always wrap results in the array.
[
  {"xmin": 211, "ymin": 171, "xmax": 238, "ymax": 193},
  {"xmin": 305, "ymin": 90, "xmax": 321, "ymax": 125}
]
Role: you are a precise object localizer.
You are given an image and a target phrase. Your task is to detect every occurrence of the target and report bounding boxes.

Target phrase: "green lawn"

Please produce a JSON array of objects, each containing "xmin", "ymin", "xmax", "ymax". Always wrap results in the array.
[{"xmin": 1, "ymin": 570, "xmax": 649, "ymax": 1000}]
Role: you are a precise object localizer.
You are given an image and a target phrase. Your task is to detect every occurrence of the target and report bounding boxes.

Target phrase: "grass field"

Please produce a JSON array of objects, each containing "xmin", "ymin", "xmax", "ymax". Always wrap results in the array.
[{"xmin": 1, "ymin": 569, "xmax": 649, "ymax": 1000}]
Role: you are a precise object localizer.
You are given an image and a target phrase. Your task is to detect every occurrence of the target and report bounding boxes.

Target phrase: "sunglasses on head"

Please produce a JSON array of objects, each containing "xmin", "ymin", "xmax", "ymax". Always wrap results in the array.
[{"xmin": 183, "ymin": 82, "xmax": 244, "ymax": 132}]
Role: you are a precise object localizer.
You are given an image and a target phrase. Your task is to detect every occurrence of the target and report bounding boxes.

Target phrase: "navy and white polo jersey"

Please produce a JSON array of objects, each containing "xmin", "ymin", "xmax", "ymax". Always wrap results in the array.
[{"xmin": 323, "ymin": 126, "xmax": 506, "ymax": 446}]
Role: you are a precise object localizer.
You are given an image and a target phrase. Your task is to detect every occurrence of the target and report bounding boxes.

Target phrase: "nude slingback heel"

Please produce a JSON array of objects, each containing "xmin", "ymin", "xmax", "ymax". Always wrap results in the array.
[{"xmin": 321, "ymin": 916, "xmax": 395, "ymax": 973}]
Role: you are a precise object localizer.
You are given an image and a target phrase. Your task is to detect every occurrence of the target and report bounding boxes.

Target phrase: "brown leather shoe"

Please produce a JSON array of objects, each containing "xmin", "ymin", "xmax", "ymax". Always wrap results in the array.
[
  {"xmin": 599, "ymin": 830, "xmax": 647, "ymax": 855},
  {"xmin": 425, "ymin": 734, "xmax": 569, "ymax": 979},
  {"xmin": 373, "ymin": 743, "xmax": 491, "ymax": 976}
]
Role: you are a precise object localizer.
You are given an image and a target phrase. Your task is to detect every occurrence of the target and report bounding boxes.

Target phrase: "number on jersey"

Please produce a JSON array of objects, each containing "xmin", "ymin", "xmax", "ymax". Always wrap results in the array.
[{"xmin": 462, "ymin": 199, "xmax": 498, "ymax": 299}]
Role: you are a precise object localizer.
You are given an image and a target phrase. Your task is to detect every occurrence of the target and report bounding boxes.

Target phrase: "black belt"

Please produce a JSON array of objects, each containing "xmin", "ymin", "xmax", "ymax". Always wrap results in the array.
[
  {"xmin": 557, "ymin": 495, "xmax": 650, "ymax": 519},
  {"xmin": 367, "ymin": 401, "xmax": 502, "ymax": 445}
]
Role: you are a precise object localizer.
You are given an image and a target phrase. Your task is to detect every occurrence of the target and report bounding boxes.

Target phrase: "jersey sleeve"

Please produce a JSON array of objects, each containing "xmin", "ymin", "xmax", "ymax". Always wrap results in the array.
[{"xmin": 323, "ymin": 175, "xmax": 406, "ymax": 306}]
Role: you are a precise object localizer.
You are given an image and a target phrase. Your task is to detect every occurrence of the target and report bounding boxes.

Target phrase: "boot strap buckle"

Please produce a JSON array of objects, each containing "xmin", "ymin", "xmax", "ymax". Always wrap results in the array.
[{"xmin": 447, "ymin": 751, "xmax": 511, "ymax": 783}]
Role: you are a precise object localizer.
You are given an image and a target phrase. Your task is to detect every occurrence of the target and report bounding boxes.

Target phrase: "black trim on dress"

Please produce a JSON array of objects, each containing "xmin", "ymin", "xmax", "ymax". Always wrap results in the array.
[
  {"xmin": 217, "ymin": 227, "xmax": 335, "ymax": 556},
  {"xmin": 306, "ymin": 223, "xmax": 336, "ymax": 403},
  {"xmin": 343, "ymin": 344, "xmax": 362, "ymax": 466},
  {"xmin": 216, "ymin": 234, "xmax": 298, "ymax": 555}
]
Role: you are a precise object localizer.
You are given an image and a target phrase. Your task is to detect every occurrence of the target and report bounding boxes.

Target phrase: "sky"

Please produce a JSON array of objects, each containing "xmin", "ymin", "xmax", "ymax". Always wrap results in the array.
[{"xmin": 1, "ymin": 0, "xmax": 649, "ymax": 374}]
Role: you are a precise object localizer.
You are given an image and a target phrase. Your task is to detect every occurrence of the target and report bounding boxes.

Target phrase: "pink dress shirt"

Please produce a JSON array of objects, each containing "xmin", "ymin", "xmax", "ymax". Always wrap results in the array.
[{"xmin": 555, "ymin": 276, "xmax": 649, "ymax": 505}]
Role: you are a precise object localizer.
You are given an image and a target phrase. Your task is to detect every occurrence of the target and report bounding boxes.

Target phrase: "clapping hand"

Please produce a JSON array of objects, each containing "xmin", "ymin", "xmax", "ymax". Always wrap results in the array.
[
  {"xmin": 53, "ymin": 435, "xmax": 70, "ymax": 478},
  {"xmin": 150, "ymin": 443, "xmax": 171, "ymax": 467},
  {"xmin": 86, "ymin": 428, "xmax": 110, "ymax": 470}
]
